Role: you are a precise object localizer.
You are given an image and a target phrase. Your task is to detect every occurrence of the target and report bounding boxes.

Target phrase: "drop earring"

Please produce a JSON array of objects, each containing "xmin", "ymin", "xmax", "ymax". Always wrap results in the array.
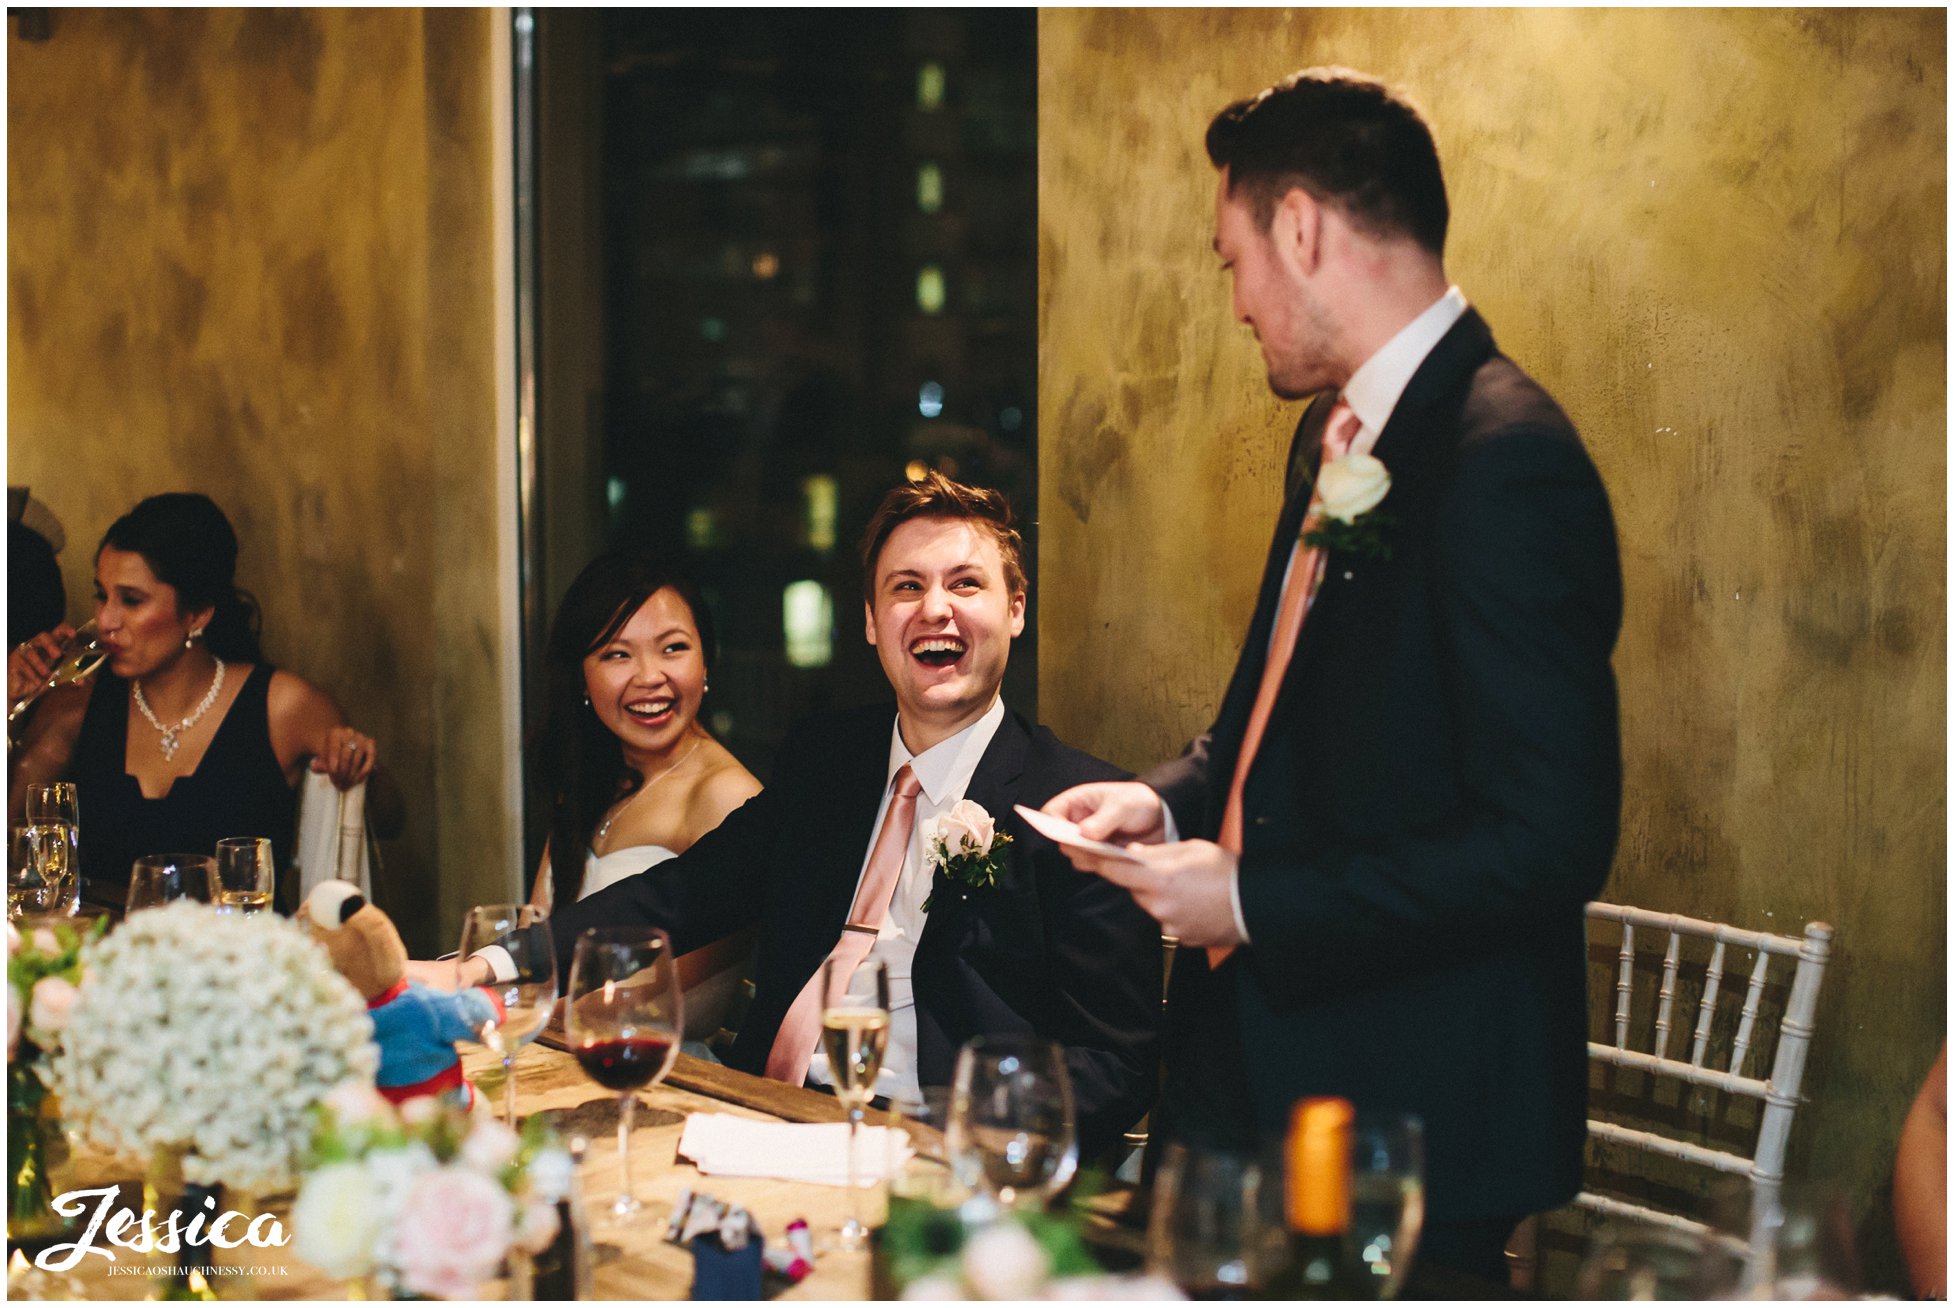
[{"xmin": 185, "ymin": 628, "xmax": 205, "ymax": 649}]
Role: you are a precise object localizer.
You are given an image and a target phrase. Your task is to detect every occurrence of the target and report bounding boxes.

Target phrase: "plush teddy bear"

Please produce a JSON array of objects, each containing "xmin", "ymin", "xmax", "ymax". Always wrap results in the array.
[{"xmin": 299, "ymin": 879, "xmax": 503, "ymax": 1108}]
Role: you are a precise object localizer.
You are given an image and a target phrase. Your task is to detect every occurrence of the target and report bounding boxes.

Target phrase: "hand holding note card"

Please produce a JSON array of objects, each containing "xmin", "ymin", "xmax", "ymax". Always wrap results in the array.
[{"xmin": 1013, "ymin": 804, "xmax": 1145, "ymax": 863}]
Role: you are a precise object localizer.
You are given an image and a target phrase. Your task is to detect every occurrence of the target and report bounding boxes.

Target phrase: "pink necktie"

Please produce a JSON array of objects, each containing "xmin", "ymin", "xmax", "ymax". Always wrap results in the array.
[
  {"xmin": 764, "ymin": 763, "xmax": 925, "ymax": 1084},
  {"xmin": 1209, "ymin": 399, "xmax": 1362, "ymax": 969}
]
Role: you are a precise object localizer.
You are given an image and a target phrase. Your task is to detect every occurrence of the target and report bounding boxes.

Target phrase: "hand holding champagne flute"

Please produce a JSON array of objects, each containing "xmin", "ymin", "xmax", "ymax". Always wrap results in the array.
[
  {"xmin": 566, "ymin": 926, "xmax": 681, "ymax": 1225},
  {"xmin": 821, "ymin": 956, "xmax": 891, "ymax": 1252},
  {"xmin": 457, "ymin": 904, "xmax": 558, "ymax": 1125},
  {"xmin": 8, "ymin": 621, "xmax": 107, "ymax": 724}
]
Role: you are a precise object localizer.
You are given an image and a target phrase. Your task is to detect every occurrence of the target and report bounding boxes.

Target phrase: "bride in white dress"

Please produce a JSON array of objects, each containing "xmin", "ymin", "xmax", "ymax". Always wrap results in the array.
[{"xmin": 528, "ymin": 555, "xmax": 762, "ymax": 1042}]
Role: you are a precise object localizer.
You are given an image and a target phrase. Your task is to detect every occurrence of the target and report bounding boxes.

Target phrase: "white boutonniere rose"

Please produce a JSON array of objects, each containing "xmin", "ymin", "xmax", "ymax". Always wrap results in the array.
[
  {"xmin": 1316, "ymin": 452, "xmax": 1391, "ymax": 522},
  {"xmin": 921, "ymin": 799, "xmax": 1013, "ymax": 912},
  {"xmin": 1304, "ymin": 452, "xmax": 1396, "ymax": 560}
]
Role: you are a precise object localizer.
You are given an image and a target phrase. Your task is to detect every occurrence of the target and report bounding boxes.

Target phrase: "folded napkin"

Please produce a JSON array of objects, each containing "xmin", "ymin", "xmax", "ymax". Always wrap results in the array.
[{"xmin": 678, "ymin": 1112, "xmax": 914, "ymax": 1187}]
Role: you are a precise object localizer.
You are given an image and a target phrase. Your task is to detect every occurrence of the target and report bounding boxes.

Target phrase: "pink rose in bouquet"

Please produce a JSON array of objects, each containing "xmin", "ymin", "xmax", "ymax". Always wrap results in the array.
[{"xmin": 393, "ymin": 1165, "xmax": 515, "ymax": 1299}]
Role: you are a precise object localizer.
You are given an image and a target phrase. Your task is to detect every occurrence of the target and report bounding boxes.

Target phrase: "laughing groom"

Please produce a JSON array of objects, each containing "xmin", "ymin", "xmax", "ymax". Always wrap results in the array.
[
  {"xmin": 457, "ymin": 473, "xmax": 1159, "ymax": 1157},
  {"xmin": 1045, "ymin": 68, "xmax": 1623, "ymax": 1278}
]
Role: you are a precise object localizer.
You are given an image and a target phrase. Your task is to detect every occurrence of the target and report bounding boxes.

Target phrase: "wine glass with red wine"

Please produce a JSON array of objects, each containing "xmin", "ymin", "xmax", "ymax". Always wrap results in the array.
[{"xmin": 565, "ymin": 925, "xmax": 682, "ymax": 1226}]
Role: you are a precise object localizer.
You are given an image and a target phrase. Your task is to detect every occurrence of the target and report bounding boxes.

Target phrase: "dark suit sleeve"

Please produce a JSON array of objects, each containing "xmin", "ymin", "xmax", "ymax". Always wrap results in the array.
[
  {"xmin": 1237, "ymin": 427, "xmax": 1621, "ymax": 990},
  {"xmin": 545, "ymin": 781, "xmax": 782, "ymax": 967},
  {"xmin": 1030, "ymin": 831, "xmax": 1162, "ymax": 1157}
]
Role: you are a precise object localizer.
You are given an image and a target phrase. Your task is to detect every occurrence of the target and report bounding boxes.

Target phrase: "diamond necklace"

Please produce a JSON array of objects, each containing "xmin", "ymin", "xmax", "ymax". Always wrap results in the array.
[
  {"xmin": 133, "ymin": 658, "xmax": 227, "ymax": 762},
  {"xmin": 596, "ymin": 735, "xmax": 705, "ymax": 841}
]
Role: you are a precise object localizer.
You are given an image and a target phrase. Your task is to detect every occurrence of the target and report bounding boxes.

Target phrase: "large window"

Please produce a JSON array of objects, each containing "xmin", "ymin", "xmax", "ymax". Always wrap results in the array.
[{"xmin": 528, "ymin": 11, "xmax": 1037, "ymax": 832}]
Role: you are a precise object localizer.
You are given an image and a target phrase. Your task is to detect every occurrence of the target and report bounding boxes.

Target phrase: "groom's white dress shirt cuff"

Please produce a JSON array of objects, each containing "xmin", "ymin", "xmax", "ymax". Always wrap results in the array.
[
  {"xmin": 1152, "ymin": 790, "xmax": 1252, "ymax": 947},
  {"xmin": 475, "ymin": 944, "xmax": 515, "ymax": 983}
]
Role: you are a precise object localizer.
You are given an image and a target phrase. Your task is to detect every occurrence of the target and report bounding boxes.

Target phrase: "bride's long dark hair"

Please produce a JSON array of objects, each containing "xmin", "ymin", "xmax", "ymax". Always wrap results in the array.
[{"xmin": 529, "ymin": 553, "xmax": 717, "ymax": 908}]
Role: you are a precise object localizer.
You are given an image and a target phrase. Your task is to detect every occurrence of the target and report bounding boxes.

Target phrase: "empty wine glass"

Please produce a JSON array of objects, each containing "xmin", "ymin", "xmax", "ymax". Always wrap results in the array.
[
  {"xmin": 1576, "ymin": 1220, "xmax": 1734, "ymax": 1300},
  {"xmin": 565, "ymin": 926, "xmax": 681, "ymax": 1225},
  {"xmin": 946, "ymin": 1034, "xmax": 1078, "ymax": 1210},
  {"xmin": 8, "ymin": 621, "xmax": 107, "ymax": 725},
  {"xmin": 213, "ymin": 837, "xmax": 275, "ymax": 915},
  {"xmin": 820, "ymin": 957, "xmax": 891, "ymax": 1251},
  {"xmin": 1148, "ymin": 1141, "xmax": 1288, "ymax": 1298},
  {"xmin": 126, "ymin": 853, "xmax": 215, "ymax": 913},
  {"xmin": 457, "ymin": 903, "xmax": 559, "ymax": 1126},
  {"xmin": 1346, "ymin": 1114, "xmax": 1426, "ymax": 1299}
]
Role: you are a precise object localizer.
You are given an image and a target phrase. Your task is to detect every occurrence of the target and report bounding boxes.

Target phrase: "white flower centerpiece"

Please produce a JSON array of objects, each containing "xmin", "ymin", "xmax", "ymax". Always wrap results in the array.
[
  {"xmin": 293, "ymin": 1086, "xmax": 573, "ymax": 1299},
  {"xmin": 47, "ymin": 902, "xmax": 378, "ymax": 1197}
]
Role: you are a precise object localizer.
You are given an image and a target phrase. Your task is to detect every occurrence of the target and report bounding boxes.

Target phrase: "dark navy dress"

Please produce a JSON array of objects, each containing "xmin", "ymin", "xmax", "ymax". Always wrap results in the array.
[{"xmin": 68, "ymin": 664, "xmax": 298, "ymax": 908}]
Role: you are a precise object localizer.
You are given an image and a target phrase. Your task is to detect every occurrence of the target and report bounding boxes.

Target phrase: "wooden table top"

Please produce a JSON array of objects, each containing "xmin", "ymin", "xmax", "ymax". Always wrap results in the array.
[{"xmin": 8, "ymin": 1040, "xmax": 944, "ymax": 1301}]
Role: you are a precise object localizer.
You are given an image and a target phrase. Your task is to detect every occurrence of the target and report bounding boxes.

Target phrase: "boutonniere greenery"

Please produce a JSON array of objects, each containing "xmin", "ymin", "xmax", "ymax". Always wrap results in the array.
[
  {"xmin": 920, "ymin": 799, "xmax": 1014, "ymax": 912},
  {"xmin": 1303, "ymin": 451, "xmax": 1395, "ymax": 560}
]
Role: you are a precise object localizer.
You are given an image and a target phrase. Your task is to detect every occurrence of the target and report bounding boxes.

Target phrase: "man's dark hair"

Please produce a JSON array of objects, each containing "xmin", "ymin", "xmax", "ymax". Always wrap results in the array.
[
  {"xmin": 1206, "ymin": 67, "xmax": 1448, "ymax": 256},
  {"xmin": 858, "ymin": 470, "xmax": 1026, "ymax": 604}
]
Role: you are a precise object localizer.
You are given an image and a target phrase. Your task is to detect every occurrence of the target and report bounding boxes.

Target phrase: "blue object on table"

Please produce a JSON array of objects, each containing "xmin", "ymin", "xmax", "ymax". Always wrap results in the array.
[{"xmin": 690, "ymin": 1232, "xmax": 765, "ymax": 1300}]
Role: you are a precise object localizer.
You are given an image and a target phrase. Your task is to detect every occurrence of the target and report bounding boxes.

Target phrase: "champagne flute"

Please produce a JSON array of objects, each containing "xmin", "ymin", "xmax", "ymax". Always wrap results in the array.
[
  {"xmin": 22, "ymin": 784, "xmax": 80, "ymax": 914},
  {"xmin": 1346, "ymin": 1114, "xmax": 1425, "ymax": 1299},
  {"xmin": 565, "ymin": 926, "xmax": 681, "ymax": 1225},
  {"xmin": 1148, "ymin": 1142, "xmax": 1289, "ymax": 1299},
  {"xmin": 946, "ymin": 1034, "xmax": 1078, "ymax": 1211},
  {"xmin": 820, "ymin": 956, "xmax": 891, "ymax": 1251},
  {"xmin": 213, "ymin": 837, "xmax": 275, "ymax": 915},
  {"xmin": 11, "ymin": 827, "xmax": 61, "ymax": 918},
  {"xmin": 126, "ymin": 853, "xmax": 215, "ymax": 913},
  {"xmin": 8, "ymin": 621, "xmax": 108, "ymax": 724},
  {"xmin": 457, "ymin": 904, "xmax": 559, "ymax": 1125}
]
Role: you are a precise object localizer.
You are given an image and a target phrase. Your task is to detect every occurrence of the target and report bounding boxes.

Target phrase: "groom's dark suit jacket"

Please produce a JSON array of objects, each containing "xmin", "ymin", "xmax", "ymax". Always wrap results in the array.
[
  {"xmin": 1148, "ymin": 309, "xmax": 1622, "ymax": 1222},
  {"xmin": 549, "ymin": 703, "xmax": 1160, "ymax": 1157}
]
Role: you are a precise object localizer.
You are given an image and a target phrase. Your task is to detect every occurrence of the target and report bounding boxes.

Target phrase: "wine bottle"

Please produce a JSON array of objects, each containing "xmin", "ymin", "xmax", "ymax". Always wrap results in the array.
[
  {"xmin": 1264, "ymin": 1096, "xmax": 1361, "ymax": 1299},
  {"xmin": 530, "ymin": 1138, "xmax": 591, "ymax": 1299}
]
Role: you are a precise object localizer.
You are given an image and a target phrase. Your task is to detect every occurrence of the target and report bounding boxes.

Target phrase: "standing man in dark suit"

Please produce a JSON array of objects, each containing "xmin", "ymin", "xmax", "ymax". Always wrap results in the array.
[
  {"xmin": 447, "ymin": 473, "xmax": 1159, "ymax": 1157},
  {"xmin": 1045, "ymin": 68, "xmax": 1622, "ymax": 1277}
]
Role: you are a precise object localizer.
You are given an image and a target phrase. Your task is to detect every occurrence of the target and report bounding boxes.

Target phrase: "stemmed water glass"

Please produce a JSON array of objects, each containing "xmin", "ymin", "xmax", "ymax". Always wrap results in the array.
[
  {"xmin": 946, "ymin": 1034, "xmax": 1079, "ymax": 1211},
  {"xmin": 213, "ymin": 837, "xmax": 275, "ymax": 915},
  {"xmin": 1346, "ymin": 1114, "xmax": 1426, "ymax": 1299},
  {"xmin": 1148, "ymin": 1141, "xmax": 1288, "ymax": 1298},
  {"xmin": 820, "ymin": 957, "xmax": 891, "ymax": 1251},
  {"xmin": 126, "ymin": 853, "xmax": 215, "ymax": 913},
  {"xmin": 456, "ymin": 904, "xmax": 559, "ymax": 1125},
  {"xmin": 565, "ymin": 926, "xmax": 681, "ymax": 1225}
]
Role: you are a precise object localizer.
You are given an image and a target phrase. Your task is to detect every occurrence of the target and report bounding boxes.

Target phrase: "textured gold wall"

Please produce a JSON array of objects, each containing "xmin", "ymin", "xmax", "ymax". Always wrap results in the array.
[
  {"xmin": 7, "ymin": 8, "xmax": 513, "ymax": 953},
  {"xmin": 1039, "ymin": 6, "xmax": 1944, "ymax": 1270}
]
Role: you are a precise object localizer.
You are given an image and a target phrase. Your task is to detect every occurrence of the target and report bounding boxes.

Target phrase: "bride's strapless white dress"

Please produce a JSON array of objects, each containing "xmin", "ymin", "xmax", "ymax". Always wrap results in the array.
[
  {"xmin": 576, "ymin": 844, "xmax": 748, "ymax": 1043},
  {"xmin": 581, "ymin": 843, "xmax": 678, "ymax": 898}
]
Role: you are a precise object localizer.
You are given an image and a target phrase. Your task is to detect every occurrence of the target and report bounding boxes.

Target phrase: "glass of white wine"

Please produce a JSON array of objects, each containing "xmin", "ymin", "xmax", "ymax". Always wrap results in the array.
[
  {"xmin": 946, "ymin": 1034, "xmax": 1078, "ymax": 1211},
  {"xmin": 11, "ymin": 827, "xmax": 61, "ymax": 918},
  {"xmin": 456, "ymin": 903, "xmax": 559, "ymax": 1125},
  {"xmin": 21, "ymin": 784, "xmax": 80, "ymax": 915},
  {"xmin": 213, "ymin": 837, "xmax": 275, "ymax": 915},
  {"xmin": 822, "ymin": 956, "xmax": 890, "ymax": 1252},
  {"xmin": 8, "ymin": 621, "xmax": 108, "ymax": 724}
]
